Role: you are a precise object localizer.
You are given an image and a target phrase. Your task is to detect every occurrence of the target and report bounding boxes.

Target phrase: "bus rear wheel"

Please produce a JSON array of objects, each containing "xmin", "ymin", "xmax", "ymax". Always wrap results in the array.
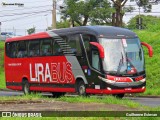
[
  {"xmin": 52, "ymin": 92, "xmax": 66, "ymax": 98},
  {"xmin": 77, "ymin": 81, "xmax": 86, "ymax": 96},
  {"xmin": 22, "ymin": 80, "xmax": 31, "ymax": 95},
  {"xmin": 113, "ymin": 94, "xmax": 124, "ymax": 99}
]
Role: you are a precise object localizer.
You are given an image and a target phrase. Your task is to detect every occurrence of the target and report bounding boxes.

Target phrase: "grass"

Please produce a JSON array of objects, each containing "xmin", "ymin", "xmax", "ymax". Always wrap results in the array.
[
  {"xmin": 0, "ymin": 41, "xmax": 5, "ymax": 89},
  {"xmin": 0, "ymin": 93, "xmax": 44, "ymax": 101},
  {"xmin": 57, "ymin": 96, "xmax": 140, "ymax": 108},
  {"xmin": 0, "ymin": 72, "xmax": 5, "ymax": 89},
  {"xmin": 0, "ymin": 93, "xmax": 140, "ymax": 109},
  {"xmin": 0, "ymin": 94, "xmax": 159, "ymax": 119},
  {"xmin": 135, "ymin": 30, "xmax": 160, "ymax": 95}
]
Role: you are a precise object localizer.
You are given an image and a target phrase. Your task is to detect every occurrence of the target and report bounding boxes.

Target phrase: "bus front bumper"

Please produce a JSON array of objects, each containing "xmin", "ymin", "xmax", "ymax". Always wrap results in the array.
[
  {"xmin": 86, "ymin": 76, "xmax": 146, "ymax": 94},
  {"xmin": 86, "ymin": 87, "xmax": 145, "ymax": 94}
]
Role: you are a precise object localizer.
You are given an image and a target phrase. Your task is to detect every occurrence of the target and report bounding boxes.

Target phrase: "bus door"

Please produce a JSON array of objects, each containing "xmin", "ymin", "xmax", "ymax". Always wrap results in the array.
[{"xmin": 80, "ymin": 34, "xmax": 105, "ymax": 89}]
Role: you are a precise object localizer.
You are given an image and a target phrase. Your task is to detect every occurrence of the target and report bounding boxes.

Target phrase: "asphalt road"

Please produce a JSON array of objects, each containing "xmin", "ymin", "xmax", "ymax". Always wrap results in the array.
[{"xmin": 0, "ymin": 90, "xmax": 159, "ymax": 107}]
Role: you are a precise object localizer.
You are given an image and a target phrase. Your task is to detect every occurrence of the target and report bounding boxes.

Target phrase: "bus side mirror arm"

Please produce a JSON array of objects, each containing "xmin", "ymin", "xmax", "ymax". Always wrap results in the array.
[
  {"xmin": 141, "ymin": 42, "xmax": 153, "ymax": 57},
  {"xmin": 90, "ymin": 42, "xmax": 104, "ymax": 58}
]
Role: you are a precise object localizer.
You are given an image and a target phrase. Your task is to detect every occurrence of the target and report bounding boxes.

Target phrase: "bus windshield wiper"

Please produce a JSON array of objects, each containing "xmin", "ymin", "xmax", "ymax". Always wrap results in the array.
[{"xmin": 116, "ymin": 52, "xmax": 124, "ymax": 76}]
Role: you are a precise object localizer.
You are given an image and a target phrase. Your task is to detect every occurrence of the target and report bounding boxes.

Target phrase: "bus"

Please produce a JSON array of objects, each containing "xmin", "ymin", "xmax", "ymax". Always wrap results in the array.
[{"xmin": 4, "ymin": 26, "xmax": 153, "ymax": 98}]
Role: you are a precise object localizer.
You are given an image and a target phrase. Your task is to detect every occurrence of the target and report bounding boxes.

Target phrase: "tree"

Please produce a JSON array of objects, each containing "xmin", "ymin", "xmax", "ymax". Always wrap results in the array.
[
  {"xmin": 127, "ymin": 15, "xmax": 159, "ymax": 30},
  {"xmin": 111, "ymin": 0, "xmax": 128, "ymax": 27},
  {"xmin": 90, "ymin": 0, "xmax": 113, "ymax": 25},
  {"xmin": 56, "ymin": 20, "xmax": 70, "ymax": 28},
  {"xmin": 46, "ymin": 20, "xmax": 79, "ymax": 30},
  {"xmin": 111, "ymin": 0, "xmax": 152, "ymax": 27},
  {"xmin": 136, "ymin": 0, "xmax": 152, "ymax": 12},
  {"xmin": 27, "ymin": 27, "xmax": 35, "ymax": 35},
  {"xmin": 60, "ymin": 0, "xmax": 112, "ymax": 26}
]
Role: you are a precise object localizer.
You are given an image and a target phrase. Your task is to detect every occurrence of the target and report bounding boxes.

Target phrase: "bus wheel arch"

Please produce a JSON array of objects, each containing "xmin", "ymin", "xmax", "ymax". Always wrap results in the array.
[
  {"xmin": 75, "ymin": 78, "xmax": 87, "ymax": 96},
  {"xmin": 22, "ymin": 78, "xmax": 31, "ymax": 95}
]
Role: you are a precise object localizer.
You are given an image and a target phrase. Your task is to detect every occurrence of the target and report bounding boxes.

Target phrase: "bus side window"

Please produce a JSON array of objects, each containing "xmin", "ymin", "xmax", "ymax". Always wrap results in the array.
[
  {"xmin": 17, "ymin": 41, "xmax": 27, "ymax": 58},
  {"xmin": 29, "ymin": 40, "xmax": 40, "ymax": 57},
  {"xmin": 82, "ymin": 35, "xmax": 90, "ymax": 52},
  {"xmin": 41, "ymin": 38, "xmax": 52, "ymax": 56},
  {"xmin": 83, "ymin": 34, "xmax": 97, "ymax": 50},
  {"xmin": 6, "ymin": 42, "xmax": 17, "ymax": 58},
  {"xmin": 92, "ymin": 50, "xmax": 100, "ymax": 71},
  {"xmin": 68, "ymin": 34, "xmax": 82, "ymax": 56},
  {"xmin": 53, "ymin": 40, "xmax": 63, "ymax": 56}
]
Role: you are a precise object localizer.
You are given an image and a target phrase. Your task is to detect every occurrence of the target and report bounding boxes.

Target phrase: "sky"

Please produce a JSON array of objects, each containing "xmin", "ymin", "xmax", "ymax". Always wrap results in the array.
[
  {"xmin": 0, "ymin": 0, "xmax": 63, "ymax": 35},
  {"xmin": 0, "ymin": 0, "xmax": 160, "ymax": 35}
]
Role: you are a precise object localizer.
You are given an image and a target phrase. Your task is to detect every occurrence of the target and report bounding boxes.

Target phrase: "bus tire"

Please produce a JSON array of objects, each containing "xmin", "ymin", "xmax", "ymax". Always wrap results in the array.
[
  {"xmin": 77, "ymin": 81, "xmax": 86, "ymax": 96},
  {"xmin": 113, "ymin": 94, "xmax": 124, "ymax": 99},
  {"xmin": 22, "ymin": 80, "xmax": 31, "ymax": 95},
  {"xmin": 52, "ymin": 92, "xmax": 65, "ymax": 98}
]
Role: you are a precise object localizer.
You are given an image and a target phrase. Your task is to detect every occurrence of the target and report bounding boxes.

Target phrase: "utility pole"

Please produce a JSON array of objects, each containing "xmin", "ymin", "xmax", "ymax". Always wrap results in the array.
[
  {"xmin": 138, "ymin": 6, "xmax": 141, "ymax": 30},
  {"xmin": 52, "ymin": 0, "xmax": 56, "ymax": 29}
]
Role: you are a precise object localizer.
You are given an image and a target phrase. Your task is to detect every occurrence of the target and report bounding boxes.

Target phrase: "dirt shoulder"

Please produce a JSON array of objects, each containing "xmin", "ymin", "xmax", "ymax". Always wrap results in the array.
[{"xmin": 0, "ymin": 99, "xmax": 138, "ymax": 111}]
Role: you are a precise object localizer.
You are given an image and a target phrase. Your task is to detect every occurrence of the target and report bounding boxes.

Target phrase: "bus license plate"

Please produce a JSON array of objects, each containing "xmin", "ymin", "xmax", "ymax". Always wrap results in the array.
[{"xmin": 125, "ymin": 88, "xmax": 132, "ymax": 91}]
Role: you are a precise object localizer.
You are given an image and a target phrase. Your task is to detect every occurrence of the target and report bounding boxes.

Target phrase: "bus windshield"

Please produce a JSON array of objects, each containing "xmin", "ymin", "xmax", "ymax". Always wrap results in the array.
[{"xmin": 99, "ymin": 38, "xmax": 144, "ymax": 75}]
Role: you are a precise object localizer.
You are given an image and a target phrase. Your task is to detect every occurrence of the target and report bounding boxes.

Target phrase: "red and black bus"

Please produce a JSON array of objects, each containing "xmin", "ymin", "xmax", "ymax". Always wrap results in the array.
[{"xmin": 4, "ymin": 26, "xmax": 153, "ymax": 98}]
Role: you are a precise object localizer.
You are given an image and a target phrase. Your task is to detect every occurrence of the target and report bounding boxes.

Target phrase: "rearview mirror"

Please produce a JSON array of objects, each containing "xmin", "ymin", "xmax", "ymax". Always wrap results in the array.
[
  {"xmin": 90, "ymin": 42, "xmax": 104, "ymax": 58},
  {"xmin": 141, "ymin": 42, "xmax": 153, "ymax": 57}
]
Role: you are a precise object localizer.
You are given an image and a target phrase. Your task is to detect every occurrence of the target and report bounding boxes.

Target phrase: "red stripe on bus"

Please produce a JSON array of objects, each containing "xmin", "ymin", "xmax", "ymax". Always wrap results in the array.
[
  {"xmin": 86, "ymin": 88, "xmax": 145, "ymax": 94},
  {"xmin": 7, "ymin": 86, "xmax": 22, "ymax": 91},
  {"xmin": 6, "ymin": 32, "xmax": 50, "ymax": 42},
  {"xmin": 30, "ymin": 86, "xmax": 75, "ymax": 93}
]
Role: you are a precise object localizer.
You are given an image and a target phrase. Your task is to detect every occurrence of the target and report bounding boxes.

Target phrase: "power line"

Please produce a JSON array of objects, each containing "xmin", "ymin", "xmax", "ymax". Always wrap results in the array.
[
  {"xmin": 0, "ymin": 10, "xmax": 52, "ymax": 17},
  {"xmin": 1, "ymin": 11, "xmax": 51, "ymax": 22},
  {"xmin": 15, "ymin": 19, "xmax": 47, "ymax": 28},
  {"xmin": 22, "ymin": 0, "xmax": 52, "ymax": 3},
  {"xmin": 129, "ymin": 11, "xmax": 160, "ymax": 13},
  {"xmin": 0, "ymin": 5, "xmax": 52, "ymax": 13}
]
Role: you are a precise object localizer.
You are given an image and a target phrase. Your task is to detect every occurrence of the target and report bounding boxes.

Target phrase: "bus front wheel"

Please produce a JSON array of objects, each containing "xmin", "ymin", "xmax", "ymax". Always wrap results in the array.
[
  {"xmin": 22, "ymin": 80, "xmax": 31, "ymax": 95},
  {"xmin": 77, "ymin": 81, "xmax": 86, "ymax": 96},
  {"xmin": 113, "ymin": 94, "xmax": 124, "ymax": 99},
  {"xmin": 52, "ymin": 92, "xmax": 65, "ymax": 98}
]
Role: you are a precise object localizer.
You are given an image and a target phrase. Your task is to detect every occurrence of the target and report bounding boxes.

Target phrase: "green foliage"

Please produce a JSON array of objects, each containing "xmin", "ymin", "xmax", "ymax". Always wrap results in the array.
[
  {"xmin": 56, "ymin": 20, "xmax": 79, "ymax": 29},
  {"xmin": 27, "ymin": 27, "xmax": 35, "ymax": 35},
  {"xmin": 127, "ymin": 15, "xmax": 160, "ymax": 30},
  {"xmin": 89, "ymin": 0, "xmax": 113, "ymax": 25},
  {"xmin": 61, "ymin": 0, "xmax": 112, "ymax": 26},
  {"xmin": 0, "ymin": 72, "xmax": 5, "ymax": 89},
  {"xmin": 135, "ymin": 30, "xmax": 160, "ymax": 95},
  {"xmin": 123, "ymin": 6, "xmax": 135, "ymax": 12},
  {"xmin": 0, "ymin": 41, "xmax": 4, "ymax": 73},
  {"xmin": 0, "ymin": 42, "xmax": 5, "ymax": 88},
  {"xmin": 56, "ymin": 20, "xmax": 70, "ymax": 29},
  {"xmin": 136, "ymin": 0, "xmax": 152, "ymax": 12}
]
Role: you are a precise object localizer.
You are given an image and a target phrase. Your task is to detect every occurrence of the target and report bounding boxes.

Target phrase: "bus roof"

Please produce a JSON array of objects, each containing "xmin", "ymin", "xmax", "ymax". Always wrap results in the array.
[
  {"xmin": 53, "ymin": 26, "xmax": 137, "ymax": 38},
  {"xmin": 6, "ymin": 26, "xmax": 137, "ymax": 42}
]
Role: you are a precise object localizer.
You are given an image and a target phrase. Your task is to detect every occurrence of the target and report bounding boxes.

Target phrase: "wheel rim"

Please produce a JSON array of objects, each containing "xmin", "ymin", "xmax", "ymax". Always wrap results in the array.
[
  {"xmin": 24, "ymin": 83, "xmax": 29, "ymax": 94},
  {"xmin": 79, "ymin": 84, "xmax": 85, "ymax": 95}
]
